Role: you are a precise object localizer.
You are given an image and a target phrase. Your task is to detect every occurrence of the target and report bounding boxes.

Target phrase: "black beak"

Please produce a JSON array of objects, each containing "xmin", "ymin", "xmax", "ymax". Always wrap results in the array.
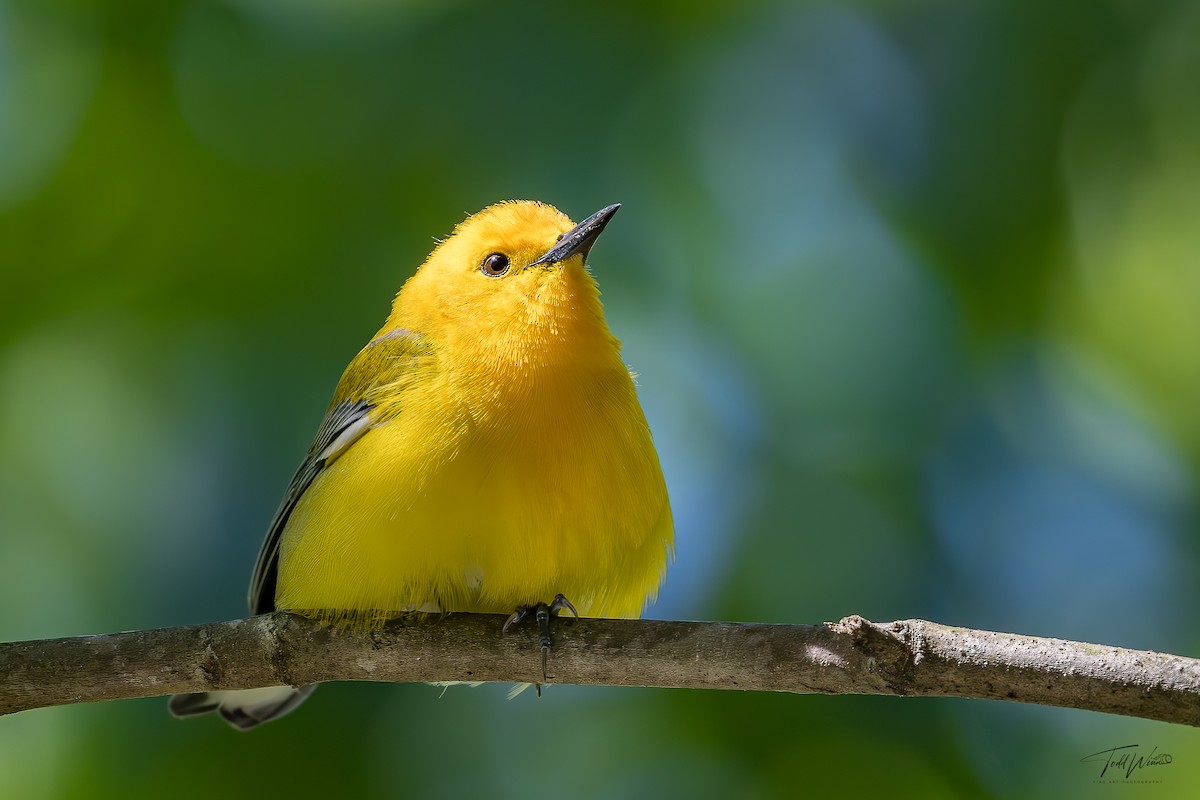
[{"xmin": 528, "ymin": 203, "xmax": 620, "ymax": 269}]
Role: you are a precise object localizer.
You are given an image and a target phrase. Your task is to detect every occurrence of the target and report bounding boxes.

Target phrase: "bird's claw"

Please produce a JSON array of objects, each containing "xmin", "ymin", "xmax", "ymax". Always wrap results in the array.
[
  {"xmin": 502, "ymin": 606, "xmax": 530, "ymax": 635},
  {"xmin": 548, "ymin": 593, "xmax": 579, "ymax": 619},
  {"xmin": 503, "ymin": 594, "xmax": 579, "ymax": 691}
]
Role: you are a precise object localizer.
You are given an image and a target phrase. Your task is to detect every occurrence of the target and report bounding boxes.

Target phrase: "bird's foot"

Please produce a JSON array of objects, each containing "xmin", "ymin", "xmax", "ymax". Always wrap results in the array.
[{"xmin": 502, "ymin": 594, "xmax": 579, "ymax": 693}]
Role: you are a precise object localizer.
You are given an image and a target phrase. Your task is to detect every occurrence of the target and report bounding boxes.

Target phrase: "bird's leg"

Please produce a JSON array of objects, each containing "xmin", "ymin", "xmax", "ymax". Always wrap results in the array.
[
  {"xmin": 536, "ymin": 594, "xmax": 579, "ymax": 672},
  {"xmin": 502, "ymin": 594, "xmax": 580, "ymax": 693}
]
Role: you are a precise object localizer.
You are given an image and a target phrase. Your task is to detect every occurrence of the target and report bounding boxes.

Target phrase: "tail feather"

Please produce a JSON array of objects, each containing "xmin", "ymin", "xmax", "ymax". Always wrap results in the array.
[{"xmin": 167, "ymin": 685, "xmax": 316, "ymax": 730}]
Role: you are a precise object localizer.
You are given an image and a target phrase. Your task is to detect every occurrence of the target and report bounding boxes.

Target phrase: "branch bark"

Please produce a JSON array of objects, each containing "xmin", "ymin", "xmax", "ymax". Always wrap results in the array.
[{"xmin": 2, "ymin": 613, "xmax": 1198, "ymax": 726}]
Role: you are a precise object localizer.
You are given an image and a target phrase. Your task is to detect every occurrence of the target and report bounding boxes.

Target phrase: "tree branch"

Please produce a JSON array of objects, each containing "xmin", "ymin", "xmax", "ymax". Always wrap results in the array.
[{"xmin": 2, "ymin": 613, "xmax": 1198, "ymax": 726}]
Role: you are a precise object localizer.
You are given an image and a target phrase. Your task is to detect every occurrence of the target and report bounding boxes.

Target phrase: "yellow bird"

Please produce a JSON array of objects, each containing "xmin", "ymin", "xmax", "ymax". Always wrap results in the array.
[{"xmin": 169, "ymin": 201, "xmax": 674, "ymax": 728}]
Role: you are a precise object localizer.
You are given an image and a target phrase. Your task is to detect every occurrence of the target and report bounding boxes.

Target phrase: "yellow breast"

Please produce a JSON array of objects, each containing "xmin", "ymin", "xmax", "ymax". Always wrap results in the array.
[{"xmin": 275, "ymin": 358, "xmax": 672, "ymax": 623}]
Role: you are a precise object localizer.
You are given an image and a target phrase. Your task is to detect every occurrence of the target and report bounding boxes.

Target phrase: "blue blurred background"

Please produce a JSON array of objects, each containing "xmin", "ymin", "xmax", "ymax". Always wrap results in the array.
[{"xmin": 2, "ymin": 0, "xmax": 1199, "ymax": 797}]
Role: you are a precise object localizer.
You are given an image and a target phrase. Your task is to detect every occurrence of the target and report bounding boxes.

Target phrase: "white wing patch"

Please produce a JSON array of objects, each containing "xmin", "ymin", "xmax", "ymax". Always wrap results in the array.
[{"xmin": 316, "ymin": 413, "xmax": 375, "ymax": 464}]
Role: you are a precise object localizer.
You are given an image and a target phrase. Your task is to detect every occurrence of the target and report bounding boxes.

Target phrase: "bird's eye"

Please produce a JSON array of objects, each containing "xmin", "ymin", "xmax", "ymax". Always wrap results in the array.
[{"xmin": 480, "ymin": 253, "xmax": 510, "ymax": 277}]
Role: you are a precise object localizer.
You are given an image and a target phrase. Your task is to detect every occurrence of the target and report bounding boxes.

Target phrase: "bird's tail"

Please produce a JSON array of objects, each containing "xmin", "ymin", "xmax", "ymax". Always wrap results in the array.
[{"xmin": 167, "ymin": 685, "xmax": 316, "ymax": 730}]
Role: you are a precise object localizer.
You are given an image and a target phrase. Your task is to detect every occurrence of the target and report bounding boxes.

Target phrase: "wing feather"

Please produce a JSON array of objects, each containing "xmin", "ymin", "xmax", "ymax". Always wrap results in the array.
[{"xmin": 247, "ymin": 329, "xmax": 427, "ymax": 614}]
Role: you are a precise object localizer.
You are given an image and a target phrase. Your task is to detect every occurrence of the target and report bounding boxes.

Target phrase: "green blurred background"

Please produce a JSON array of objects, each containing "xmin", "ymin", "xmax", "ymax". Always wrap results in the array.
[{"xmin": 2, "ymin": 0, "xmax": 1199, "ymax": 797}]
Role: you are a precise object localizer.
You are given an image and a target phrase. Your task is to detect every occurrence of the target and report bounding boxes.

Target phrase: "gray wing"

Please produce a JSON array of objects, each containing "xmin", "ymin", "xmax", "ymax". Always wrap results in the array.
[
  {"xmin": 168, "ymin": 329, "xmax": 424, "ymax": 729},
  {"xmin": 248, "ymin": 397, "xmax": 373, "ymax": 614},
  {"xmin": 169, "ymin": 400, "xmax": 373, "ymax": 730},
  {"xmin": 246, "ymin": 328, "xmax": 427, "ymax": 615}
]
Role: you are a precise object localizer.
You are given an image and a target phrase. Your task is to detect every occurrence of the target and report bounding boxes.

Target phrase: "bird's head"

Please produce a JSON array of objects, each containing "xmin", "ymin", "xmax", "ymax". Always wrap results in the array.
[{"xmin": 387, "ymin": 201, "xmax": 622, "ymax": 367}]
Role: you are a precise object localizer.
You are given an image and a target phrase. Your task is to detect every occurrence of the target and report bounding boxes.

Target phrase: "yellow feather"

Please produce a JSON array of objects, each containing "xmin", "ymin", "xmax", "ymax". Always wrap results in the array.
[{"xmin": 274, "ymin": 201, "xmax": 674, "ymax": 625}]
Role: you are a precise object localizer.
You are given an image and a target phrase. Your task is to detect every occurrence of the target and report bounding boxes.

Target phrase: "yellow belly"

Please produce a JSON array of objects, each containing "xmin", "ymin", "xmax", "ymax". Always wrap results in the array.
[{"xmin": 275, "ymin": 374, "xmax": 672, "ymax": 625}]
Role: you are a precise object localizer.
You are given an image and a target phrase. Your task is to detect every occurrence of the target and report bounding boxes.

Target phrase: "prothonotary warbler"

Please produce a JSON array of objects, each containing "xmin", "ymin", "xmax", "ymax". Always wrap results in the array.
[{"xmin": 168, "ymin": 201, "xmax": 674, "ymax": 729}]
